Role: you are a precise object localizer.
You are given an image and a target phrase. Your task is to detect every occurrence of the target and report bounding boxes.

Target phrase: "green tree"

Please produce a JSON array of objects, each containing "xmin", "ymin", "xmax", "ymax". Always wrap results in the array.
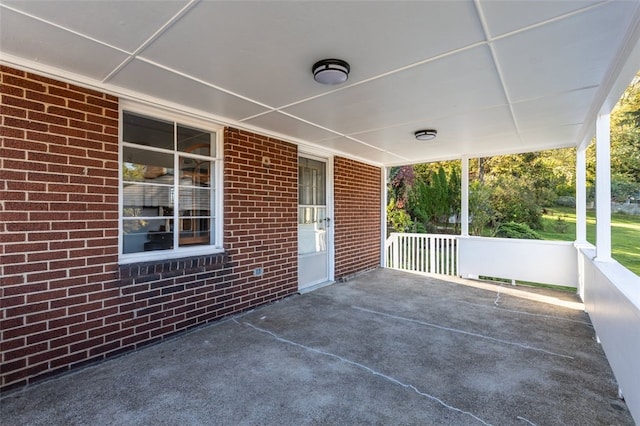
[
  {"xmin": 409, "ymin": 166, "xmax": 460, "ymax": 233},
  {"xmin": 487, "ymin": 174, "xmax": 543, "ymax": 230},
  {"xmin": 469, "ymin": 181, "xmax": 496, "ymax": 236}
]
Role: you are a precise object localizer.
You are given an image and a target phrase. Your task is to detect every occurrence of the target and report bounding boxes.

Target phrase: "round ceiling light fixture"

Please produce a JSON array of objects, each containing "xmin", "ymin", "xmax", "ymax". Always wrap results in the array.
[
  {"xmin": 414, "ymin": 129, "xmax": 438, "ymax": 141},
  {"xmin": 312, "ymin": 59, "xmax": 350, "ymax": 85}
]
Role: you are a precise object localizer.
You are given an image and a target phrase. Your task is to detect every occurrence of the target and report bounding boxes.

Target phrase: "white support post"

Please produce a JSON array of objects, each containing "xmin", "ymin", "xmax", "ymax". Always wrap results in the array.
[
  {"xmin": 461, "ymin": 156, "xmax": 469, "ymax": 237},
  {"xmin": 381, "ymin": 167, "xmax": 388, "ymax": 267},
  {"xmin": 595, "ymin": 114, "xmax": 612, "ymax": 262},
  {"xmin": 576, "ymin": 144, "xmax": 588, "ymax": 245}
]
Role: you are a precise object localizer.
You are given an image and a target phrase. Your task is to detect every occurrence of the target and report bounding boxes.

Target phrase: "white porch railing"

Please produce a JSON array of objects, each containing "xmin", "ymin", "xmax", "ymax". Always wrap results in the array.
[
  {"xmin": 385, "ymin": 233, "xmax": 458, "ymax": 276},
  {"xmin": 458, "ymin": 236, "xmax": 578, "ymax": 288},
  {"xmin": 579, "ymin": 245, "xmax": 640, "ymax": 422}
]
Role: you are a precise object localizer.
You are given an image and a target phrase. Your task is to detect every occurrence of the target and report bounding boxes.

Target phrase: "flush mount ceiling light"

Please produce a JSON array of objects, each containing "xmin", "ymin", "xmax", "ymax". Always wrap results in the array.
[
  {"xmin": 414, "ymin": 129, "xmax": 438, "ymax": 141},
  {"xmin": 312, "ymin": 59, "xmax": 350, "ymax": 85}
]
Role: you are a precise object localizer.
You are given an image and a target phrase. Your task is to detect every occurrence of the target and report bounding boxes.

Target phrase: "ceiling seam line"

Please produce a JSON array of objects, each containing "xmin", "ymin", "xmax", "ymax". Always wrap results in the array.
[
  {"xmin": 0, "ymin": 4, "xmax": 129, "ymax": 55},
  {"xmin": 238, "ymin": 110, "xmax": 277, "ymax": 123},
  {"xmin": 134, "ymin": 56, "xmax": 278, "ymax": 111},
  {"xmin": 342, "ymin": 103, "xmax": 512, "ymax": 138},
  {"xmin": 488, "ymin": 1, "xmax": 612, "ymax": 43},
  {"xmin": 273, "ymin": 40, "xmax": 489, "ymax": 111},
  {"xmin": 511, "ymin": 85, "xmax": 600, "ymax": 105},
  {"xmin": 272, "ymin": 110, "xmax": 401, "ymax": 157},
  {"xmin": 275, "ymin": 111, "xmax": 369, "ymax": 146},
  {"xmin": 575, "ymin": 1, "xmax": 640, "ymax": 149},
  {"xmin": 473, "ymin": 0, "xmax": 523, "ymax": 144},
  {"xmin": 102, "ymin": 0, "xmax": 201, "ymax": 83}
]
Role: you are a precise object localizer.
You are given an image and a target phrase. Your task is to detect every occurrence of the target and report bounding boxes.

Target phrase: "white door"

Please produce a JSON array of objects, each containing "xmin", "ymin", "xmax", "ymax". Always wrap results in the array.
[{"xmin": 298, "ymin": 156, "xmax": 331, "ymax": 290}]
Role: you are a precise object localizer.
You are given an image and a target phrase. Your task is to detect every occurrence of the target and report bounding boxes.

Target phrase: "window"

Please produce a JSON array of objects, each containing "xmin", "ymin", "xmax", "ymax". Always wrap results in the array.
[{"xmin": 120, "ymin": 106, "xmax": 222, "ymax": 262}]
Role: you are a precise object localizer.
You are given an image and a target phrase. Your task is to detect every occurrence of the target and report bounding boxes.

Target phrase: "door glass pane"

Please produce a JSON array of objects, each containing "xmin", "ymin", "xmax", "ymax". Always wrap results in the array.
[
  {"xmin": 298, "ymin": 206, "xmax": 326, "ymax": 255},
  {"xmin": 299, "ymin": 158, "xmax": 325, "ymax": 205},
  {"xmin": 298, "ymin": 156, "xmax": 327, "ymax": 256}
]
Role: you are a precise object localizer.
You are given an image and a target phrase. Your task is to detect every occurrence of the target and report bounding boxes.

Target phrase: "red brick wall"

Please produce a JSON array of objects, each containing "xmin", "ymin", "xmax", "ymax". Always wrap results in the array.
[
  {"xmin": 0, "ymin": 66, "xmax": 298, "ymax": 391},
  {"xmin": 334, "ymin": 157, "xmax": 382, "ymax": 279},
  {"xmin": 223, "ymin": 128, "xmax": 298, "ymax": 306}
]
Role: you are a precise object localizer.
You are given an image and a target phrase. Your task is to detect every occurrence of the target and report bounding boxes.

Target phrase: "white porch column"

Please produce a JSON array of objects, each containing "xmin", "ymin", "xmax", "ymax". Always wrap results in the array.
[
  {"xmin": 595, "ymin": 113, "xmax": 612, "ymax": 262},
  {"xmin": 575, "ymin": 144, "xmax": 588, "ymax": 244},
  {"xmin": 381, "ymin": 166, "xmax": 388, "ymax": 267},
  {"xmin": 461, "ymin": 156, "xmax": 469, "ymax": 236}
]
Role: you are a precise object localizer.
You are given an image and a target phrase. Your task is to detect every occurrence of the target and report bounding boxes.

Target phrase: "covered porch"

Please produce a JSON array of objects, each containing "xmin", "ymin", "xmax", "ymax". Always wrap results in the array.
[
  {"xmin": 1, "ymin": 1, "xmax": 639, "ymax": 422},
  {"xmin": 0, "ymin": 268, "xmax": 633, "ymax": 425}
]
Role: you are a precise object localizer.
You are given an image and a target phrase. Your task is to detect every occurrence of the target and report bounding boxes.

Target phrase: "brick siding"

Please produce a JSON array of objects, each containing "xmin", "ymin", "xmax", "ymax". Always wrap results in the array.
[
  {"xmin": 0, "ymin": 66, "xmax": 298, "ymax": 391},
  {"xmin": 334, "ymin": 157, "xmax": 382, "ymax": 279},
  {"xmin": 223, "ymin": 127, "xmax": 298, "ymax": 309}
]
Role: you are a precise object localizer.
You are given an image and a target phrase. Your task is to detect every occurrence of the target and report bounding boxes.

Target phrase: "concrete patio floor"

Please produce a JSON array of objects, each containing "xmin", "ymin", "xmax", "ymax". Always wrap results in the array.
[{"xmin": 0, "ymin": 268, "xmax": 633, "ymax": 425}]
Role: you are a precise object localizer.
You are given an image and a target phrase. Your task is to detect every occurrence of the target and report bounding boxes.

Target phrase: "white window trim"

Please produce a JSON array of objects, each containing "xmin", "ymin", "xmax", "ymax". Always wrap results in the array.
[{"xmin": 118, "ymin": 101, "xmax": 224, "ymax": 264}]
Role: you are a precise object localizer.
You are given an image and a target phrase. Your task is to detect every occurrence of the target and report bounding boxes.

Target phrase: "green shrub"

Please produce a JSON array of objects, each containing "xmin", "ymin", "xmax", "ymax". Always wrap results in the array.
[
  {"xmin": 489, "ymin": 176, "xmax": 543, "ymax": 230},
  {"xmin": 387, "ymin": 200, "xmax": 413, "ymax": 233},
  {"xmin": 495, "ymin": 222, "xmax": 541, "ymax": 239},
  {"xmin": 553, "ymin": 216, "xmax": 569, "ymax": 233}
]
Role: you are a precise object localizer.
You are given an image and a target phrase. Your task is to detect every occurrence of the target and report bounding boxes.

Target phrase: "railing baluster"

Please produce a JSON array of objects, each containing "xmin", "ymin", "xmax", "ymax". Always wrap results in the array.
[
  {"xmin": 448, "ymin": 238, "xmax": 452, "ymax": 275},
  {"xmin": 445, "ymin": 238, "xmax": 450, "ymax": 275},
  {"xmin": 385, "ymin": 233, "xmax": 459, "ymax": 277}
]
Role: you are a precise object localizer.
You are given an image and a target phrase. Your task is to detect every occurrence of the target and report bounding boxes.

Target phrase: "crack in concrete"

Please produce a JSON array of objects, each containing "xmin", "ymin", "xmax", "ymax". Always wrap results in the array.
[
  {"xmin": 238, "ymin": 319, "xmax": 494, "ymax": 426},
  {"xmin": 459, "ymin": 300, "xmax": 592, "ymax": 326},
  {"xmin": 351, "ymin": 306, "xmax": 574, "ymax": 360},
  {"xmin": 517, "ymin": 415, "xmax": 537, "ymax": 425},
  {"xmin": 494, "ymin": 285, "xmax": 503, "ymax": 306}
]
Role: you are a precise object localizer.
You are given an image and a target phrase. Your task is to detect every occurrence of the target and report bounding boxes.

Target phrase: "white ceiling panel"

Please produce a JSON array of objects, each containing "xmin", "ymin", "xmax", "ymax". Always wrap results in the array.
[
  {"xmin": 479, "ymin": 0, "xmax": 603, "ymax": 38},
  {"xmin": 108, "ymin": 59, "xmax": 269, "ymax": 121},
  {"xmin": 352, "ymin": 105, "xmax": 516, "ymax": 150},
  {"xmin": 313, "ymin": 136, "xmax": 407, "ymax": 164},
  {"xmin": 1, "ymin": 0, "xmax": 639, "ymax": 167},
  {"xmin": 458, "ymin": 132, "xmax": 530, "ymax": 157},
  {"xmin": 513, "ymin": 88, "xmax": 598, "ymax": 131},
  {"xmin": 494, "ymin": 1, "xmax": 637, "ymax": 103},
  {"xmin": 242, "ymin": 111, "xmax": 338, "ymax": 143},
  {"xmin": 520, "ymin": 124, "xmax": 584, "ymax": 150},
  {"xmin": 283, "ymin": 45, "xmax": 507, "ymax": 135},
  {"xmin": 139, "ymin": 0, "xmax": 485, "ymax": 107},
  {"xmin": 1, "ymin": 0, "xmax": 189, "ymax": 52},
  {"xmin": 0, "ymin": 7, "xmax": 129, "ymax": 80}
]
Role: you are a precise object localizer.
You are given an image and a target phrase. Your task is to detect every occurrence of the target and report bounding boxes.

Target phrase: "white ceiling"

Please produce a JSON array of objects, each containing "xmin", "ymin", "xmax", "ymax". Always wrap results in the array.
[{"xmin": 1, "ymin": 0, "xmax": 640, "ymax": 166}]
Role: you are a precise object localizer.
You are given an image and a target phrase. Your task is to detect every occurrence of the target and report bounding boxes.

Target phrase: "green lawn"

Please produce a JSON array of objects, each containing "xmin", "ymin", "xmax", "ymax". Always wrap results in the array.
[{"xmin": 538, "ymin": 206, "xmax": 640, "ymax": 276}]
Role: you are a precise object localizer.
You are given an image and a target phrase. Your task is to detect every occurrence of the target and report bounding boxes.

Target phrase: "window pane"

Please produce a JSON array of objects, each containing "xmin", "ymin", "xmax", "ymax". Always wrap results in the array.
[
  {"xmin": 122, "ymin": 147, "xmax": 174, "ymax": 183},
  {"xmin": 123, "ymin": 185, "xmax": 173, "ymax": 216},
  {"xmin": 123, "ymin": 112, "xmax": 174, "ymax": 150},
  {"xmin": 178, "ymin": 125, "xmax": 214, "ymax": 156},
  {"xmin": 179, "ymin": 187, "xmax": 210, "ymax": 214},
  {"xmin": 179, "ymin": 157, "xmax": 211, "ymax": 187},
  {"xmin": 179, "ymin": 216, "xmax": 211, "ymax": 247},
  {"xmin": 121, "ymin": 109, "xmax": 219, "ymax": 257},
  {"xmin": 123, "ymin": 218, "xmax": 173, "ymax": 253}
]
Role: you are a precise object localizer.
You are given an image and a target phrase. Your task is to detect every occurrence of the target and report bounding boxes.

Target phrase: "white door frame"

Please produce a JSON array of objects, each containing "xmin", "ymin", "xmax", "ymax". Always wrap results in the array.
[{"xmin": 298, "ymin": 152, "xmax": 334, "ymax": 291}]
